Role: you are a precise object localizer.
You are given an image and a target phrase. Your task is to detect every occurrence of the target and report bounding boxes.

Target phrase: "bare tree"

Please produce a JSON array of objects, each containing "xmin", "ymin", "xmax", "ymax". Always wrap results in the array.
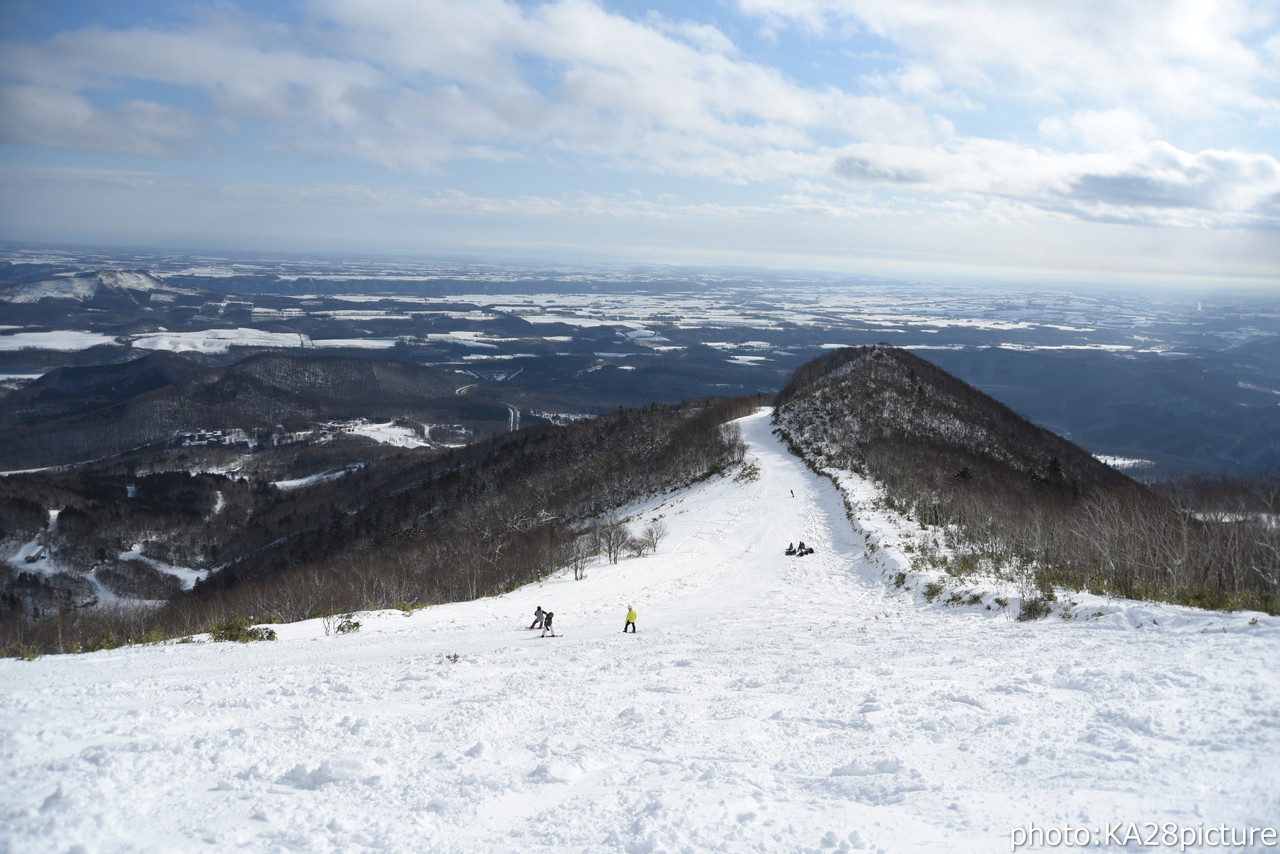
[
  {"xmin": 569, "ymin": 536, "xmax": 593, "ymax": 581},
  {"xmin": 640, "ymin": 519, "xmax": 669, "ymax": 555},
  {"xmin": 595, "ymin": 517, "xmax": 631, "ymax": 565},
  {"xmin": 625, "ymin": 536, "xmax": 647, "ymax": 559}
]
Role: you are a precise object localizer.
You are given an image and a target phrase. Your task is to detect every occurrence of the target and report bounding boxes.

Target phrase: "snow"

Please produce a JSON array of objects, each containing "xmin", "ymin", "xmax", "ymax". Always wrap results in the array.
[
  {"xmin": 118, "ymin": 544, "xmax": 208, "ymax": 590},
  {"xmin": 5, "ymin": 511, "xmax": 121, "ymax": 605},
  {"xmin": 1, "ymin": 271, "xmax": 171, "ymax": 303},
  {"xmin": 98, "ymin": 271, "xmax": 170, "ymax": 292},
  {"xmin": 2, "ymin": 410, "xmax": 1278, "ymax": 853},
  {"xmin": 346, "ymin": 422, "xmax": 429, "ymax": 448},
  {"xmin": 130, "ymin": 329, "xmax": 308, "ymax": 354},
  {"xmin": 308, "ymin": 338, "xmax": 401, "ymax": 350},
  {"xmin": 272, "ymin": 465, "xmax": 364, "ymax": 490},
  {"xmin": 1096, "ymin": 455, "xmax": 1157, "ymax": 471},
  {"xmin": 0, "ymin": 278, "xmax": 100, "ymax": 303},
  {"xmin": 424, "ymin": 331, "xmax": 501, "ymax": 348},
  {"xmin": 0, "ymin": 331, "xmax": 117, "ymax": 351}
]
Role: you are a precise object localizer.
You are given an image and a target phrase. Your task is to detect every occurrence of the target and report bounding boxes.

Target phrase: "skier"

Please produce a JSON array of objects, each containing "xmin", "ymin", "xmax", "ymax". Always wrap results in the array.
[
  {"xmin": 541, "ymin": 611, "xmax": 555, "ymax": 637},
  {"xmin": 624, "ymin": 605, "xmax": 637, "ymax": 633},
  {"xmin": 529, "ymin": 606, "xmax": 545, "ymax": 630}
]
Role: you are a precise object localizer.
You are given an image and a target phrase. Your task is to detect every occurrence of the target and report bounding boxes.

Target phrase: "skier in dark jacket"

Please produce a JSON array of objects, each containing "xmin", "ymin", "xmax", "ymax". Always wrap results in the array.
[
  {"xmin": 541, "ymin": 611, "xmax": 555, "ymax": 637},
  {"xmin": 529, "ymin": 606, "xmax": 545, "ymax": 629}
]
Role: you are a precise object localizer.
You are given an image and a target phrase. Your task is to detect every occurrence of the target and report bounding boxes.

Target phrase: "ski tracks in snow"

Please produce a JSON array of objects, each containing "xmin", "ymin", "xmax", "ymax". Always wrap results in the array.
[{"xmin": 2, "ymin": 408, "xmax": 1279, "ymax": 853}]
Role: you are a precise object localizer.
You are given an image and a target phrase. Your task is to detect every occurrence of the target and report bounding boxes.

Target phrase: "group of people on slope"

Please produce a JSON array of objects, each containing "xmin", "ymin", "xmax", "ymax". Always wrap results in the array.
[
  {"xmin": 785, "ymin": 540, "xmax": 814, "ymax": 556},
  {"xmin": 528, "ymin": 606, "xmax": 555, "ymax": 636},
  {"xmin": 528, "ymin": 604, "xmax": 638, "ymax": 636}
]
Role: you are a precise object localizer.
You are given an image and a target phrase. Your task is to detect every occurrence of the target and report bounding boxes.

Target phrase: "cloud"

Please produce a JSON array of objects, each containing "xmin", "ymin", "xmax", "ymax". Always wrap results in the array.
[
  {"xmin": 1039, "ymin": 109, "xmax": 1158, "ymax": 151},
  {"xmin": 832, "ymin": 138, "xmax": 1280, "ymax": 227},
  {"xmin": 1, "ymin": 0, "xmax": 1275, "ymax": 245},
  {"xmin": 737, "ymin": 0, "xmax": 1280, "ymax": 121},
  {"xmin": 0, "ymin": 0, "xmax": 940, "ymax": 179},
  {"xmin": 0, "ymin": 85, "xmax": 209, "ymax": 155}
]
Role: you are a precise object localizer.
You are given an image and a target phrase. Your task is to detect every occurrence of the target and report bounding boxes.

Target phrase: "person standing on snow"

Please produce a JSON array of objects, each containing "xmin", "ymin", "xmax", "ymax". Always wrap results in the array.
[
  {"xmin": 529, "ymin": 606, "xmax": 545, "ymax": 630},
  {"xmin": 624, "ymin": 605, "xmax": 637, "ymax": 633},
  {"xmin": 541, "ymin": 611, "xmax": 556, "ymax": 637}
]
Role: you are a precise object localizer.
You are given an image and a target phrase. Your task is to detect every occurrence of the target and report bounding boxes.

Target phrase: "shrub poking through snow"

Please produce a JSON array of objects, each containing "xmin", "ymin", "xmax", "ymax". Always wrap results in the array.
[
  {"xmin": 1017, "ymin": 597, "xmax": 1054, "ymax": 621},
  {"xmin": 322, "ymin": 612, "xmax": 361, "ymax": 636},
  {"xmin": 207, "ymin": 615, "xmax": 277, "ymax": 642}
]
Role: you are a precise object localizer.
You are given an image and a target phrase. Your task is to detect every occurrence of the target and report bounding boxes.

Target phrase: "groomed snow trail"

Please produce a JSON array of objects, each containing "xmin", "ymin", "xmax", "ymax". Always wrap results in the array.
[{"xmin": 2, "ymin": 409, "xmax": 1277, "ymax": 853}]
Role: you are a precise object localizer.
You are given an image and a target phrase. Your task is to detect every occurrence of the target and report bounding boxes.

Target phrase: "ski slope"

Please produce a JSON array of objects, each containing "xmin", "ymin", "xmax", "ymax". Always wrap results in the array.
[{"xmin": 2, "ymin": 409, "xmax": 1278, "ymax": 853}]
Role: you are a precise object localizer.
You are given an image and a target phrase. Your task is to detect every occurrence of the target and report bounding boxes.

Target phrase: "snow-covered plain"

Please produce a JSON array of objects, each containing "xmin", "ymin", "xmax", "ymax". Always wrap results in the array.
[
  {"xmin": 0, "ymin": 331, "xmax": 117, "ymax": 351},
  {"xmin": 2, "ymin": 410, "xmax": 1278, "ymax": 853}
]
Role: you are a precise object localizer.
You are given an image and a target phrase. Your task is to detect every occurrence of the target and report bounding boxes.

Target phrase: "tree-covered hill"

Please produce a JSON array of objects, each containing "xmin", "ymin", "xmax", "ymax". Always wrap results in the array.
[{"xmin": 775, "ymin": 346, "xmax": 1278, "ymax": 614}]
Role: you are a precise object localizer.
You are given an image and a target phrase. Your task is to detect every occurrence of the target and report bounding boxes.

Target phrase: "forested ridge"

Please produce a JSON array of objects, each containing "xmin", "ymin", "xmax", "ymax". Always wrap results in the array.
[
  {"xmin": 775, "ymin": 346, "xmax": 1279, "ymax": 615},
  {"xmin": 5, "ymin": 344, "xmax": 1278, "ymax": 658},
  {"xmin": 0, "ymin": 350, "xmax": 504, "ymax": 469},
  {"xmin": 2, "ymin": 395, "xmax": 758, "ymax": 652}
]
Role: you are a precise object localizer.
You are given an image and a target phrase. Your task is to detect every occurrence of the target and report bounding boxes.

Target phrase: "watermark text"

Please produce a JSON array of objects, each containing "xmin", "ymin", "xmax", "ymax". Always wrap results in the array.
[{"xmin": 1011, "ymin": 822, "xmax": 1277, "ymax": 852}]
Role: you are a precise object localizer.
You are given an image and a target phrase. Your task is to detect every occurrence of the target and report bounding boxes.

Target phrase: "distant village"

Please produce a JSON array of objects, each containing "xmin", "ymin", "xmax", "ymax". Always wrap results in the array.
[{"xmin": 173, "ymin": 418, "xmax": 473, "ymax": 450}]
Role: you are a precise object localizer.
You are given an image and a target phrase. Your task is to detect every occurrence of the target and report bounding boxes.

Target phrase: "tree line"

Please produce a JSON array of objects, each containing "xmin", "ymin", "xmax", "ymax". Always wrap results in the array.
[
  {"xmin": 775, "ymin": 346, "xmax": 1279, "ymax": 615},
  {"xmin": 2, "ymin": 395, "xmax": 758, "ymax": 654}
]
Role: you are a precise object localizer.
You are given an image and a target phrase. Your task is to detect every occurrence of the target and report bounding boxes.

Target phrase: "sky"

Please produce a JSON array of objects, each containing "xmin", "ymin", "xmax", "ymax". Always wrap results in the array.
[{"xmin": 1, "ymin": 0, "xmax": 1278, "ymax": 285}]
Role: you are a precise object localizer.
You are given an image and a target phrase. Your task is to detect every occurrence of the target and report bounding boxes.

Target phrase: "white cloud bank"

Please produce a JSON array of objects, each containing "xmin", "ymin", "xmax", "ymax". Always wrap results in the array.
[{"xmin": 0, "ymin": 0, "xmax": 1276, "ymax": 279}]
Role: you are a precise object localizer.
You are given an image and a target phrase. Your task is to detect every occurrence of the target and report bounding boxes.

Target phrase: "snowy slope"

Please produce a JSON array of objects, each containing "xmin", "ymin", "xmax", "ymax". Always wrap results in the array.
[
  {"xmin": 2, "ymin": 409, "xmax": 1278, "ymax": 853},
  {"xmin": 1, "ymin": 270, "xmax": 174, "ymax": 303},
  {"xmin": 0, "ymin": 276, "xmax": 101, "ymax": 303}
]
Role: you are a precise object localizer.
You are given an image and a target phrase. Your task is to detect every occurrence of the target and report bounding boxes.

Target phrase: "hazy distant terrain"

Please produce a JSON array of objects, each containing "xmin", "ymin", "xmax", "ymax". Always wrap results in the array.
[{"xmin": 2, "ymin": 246, "xmax": 1277, "ymax": 476}]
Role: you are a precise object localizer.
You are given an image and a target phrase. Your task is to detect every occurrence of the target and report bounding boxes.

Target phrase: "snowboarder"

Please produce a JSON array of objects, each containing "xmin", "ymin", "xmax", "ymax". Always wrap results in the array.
[
  {"xmin": 624, "ymin": 605, "xmax": 637, "ymax": 633},
  {"xmin": 541, "ymin": 611, "xmax": 555, "ymax": 637},
  {"xmin": 529, "ymin": 606, "xmax": 545, "ymax": 629}
]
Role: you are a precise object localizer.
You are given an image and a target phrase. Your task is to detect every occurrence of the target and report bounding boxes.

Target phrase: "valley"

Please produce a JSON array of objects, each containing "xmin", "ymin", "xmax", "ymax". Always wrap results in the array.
[
  {"xmin": 2, "ymin": 246, "xmax": 1277, "ymax": 633},
  {"xmin": 3, "ymin": 246, "xmax": 1279, "ymax": 477}
]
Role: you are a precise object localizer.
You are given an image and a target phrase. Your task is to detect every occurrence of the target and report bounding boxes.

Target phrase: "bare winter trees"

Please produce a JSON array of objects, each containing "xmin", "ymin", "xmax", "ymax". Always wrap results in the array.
[
  {"xmin": 638, "ymin": 519, "xmax": 670, "ymax": 555},
  {"xmin": 595, "ymin": 517, "xmax": 631, "ymax": 565},
  {"xmin": 775, "ymin": 346, "xmax": 1279, "ymax": 614},
  {"xmin": 597, "ymin": 516, "xmax": 669, "ymax": 563},
  {"xmin": 3, "ymin": 394, "xmax": 760, "ymax": 654}
]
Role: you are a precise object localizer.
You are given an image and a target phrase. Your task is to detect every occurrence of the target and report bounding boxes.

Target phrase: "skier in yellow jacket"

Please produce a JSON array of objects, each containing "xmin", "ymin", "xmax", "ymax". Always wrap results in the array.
[{"xmin": 624, "ymin": 605, "xmax": 637, "ymax": 633}]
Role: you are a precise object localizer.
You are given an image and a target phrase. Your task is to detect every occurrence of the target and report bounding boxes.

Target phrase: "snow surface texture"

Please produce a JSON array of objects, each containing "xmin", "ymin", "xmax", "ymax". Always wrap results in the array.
[{"xmin": 2, "ymin": 410, "xmax": 1277, "ymax": 853}]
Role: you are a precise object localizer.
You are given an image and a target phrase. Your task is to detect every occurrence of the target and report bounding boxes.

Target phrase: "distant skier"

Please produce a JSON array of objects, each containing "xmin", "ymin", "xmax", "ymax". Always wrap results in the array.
[
  {"xmin": 624, "ymin": 605, "xmax": 637, "ymax": 633},
  {"xmin": 541, "ymin": 611, "xmax": 555, "ymax": 637},
  {"xmin": 790, "ymin": 489, "xmax": 794, "ymax": 498},
  {"xmin": 529, "ymin": 606, "xmax": 545, "ymax": 630}
]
